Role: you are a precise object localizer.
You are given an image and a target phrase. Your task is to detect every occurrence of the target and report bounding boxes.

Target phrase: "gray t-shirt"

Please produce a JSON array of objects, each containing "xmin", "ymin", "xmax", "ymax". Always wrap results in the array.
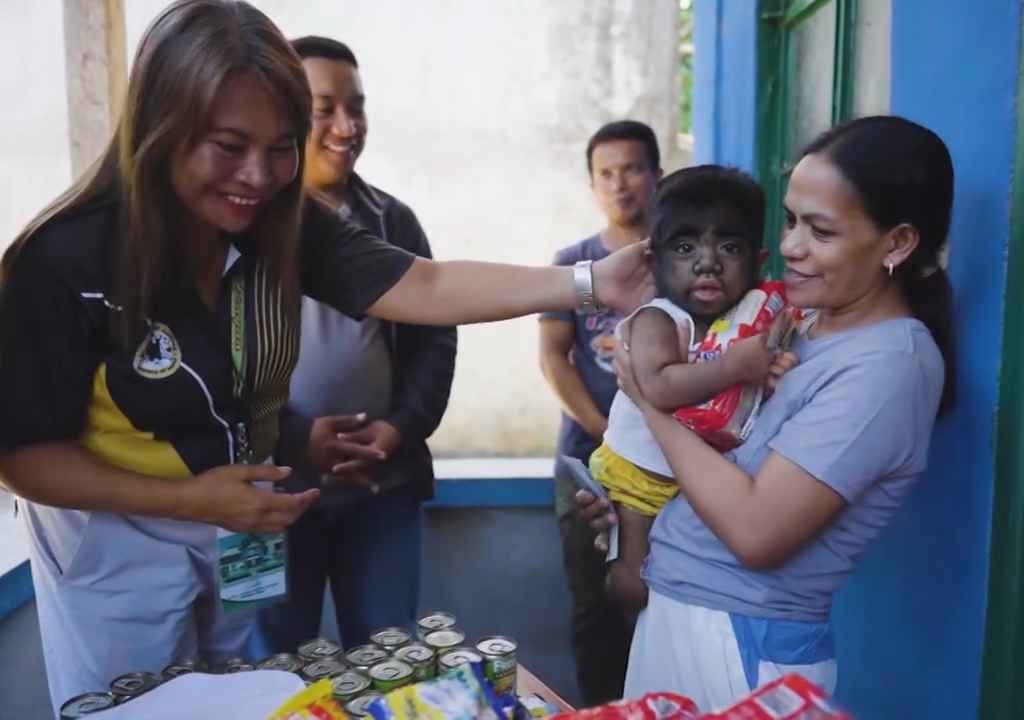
[{"xmin": 644, "ymin": 318, "xmax": 944, "ymax": 622}]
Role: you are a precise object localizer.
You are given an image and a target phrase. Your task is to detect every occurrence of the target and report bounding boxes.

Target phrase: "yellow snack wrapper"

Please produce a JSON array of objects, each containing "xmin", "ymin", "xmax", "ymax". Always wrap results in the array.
[{"xmin": 266, "ymin": 678, "xmax": 348, "ymax": 719}]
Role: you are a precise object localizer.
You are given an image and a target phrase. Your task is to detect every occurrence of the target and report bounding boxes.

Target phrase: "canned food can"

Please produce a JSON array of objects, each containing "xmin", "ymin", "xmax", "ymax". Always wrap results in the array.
[
  {"xmin": 298, "ymin": 637, "xmax": 343, "ymax": 661},
  {"xmin": 416, "ymin": 611, "xmax": 457, "ymax": 639},
  {"xmin": 211, "ymin": 657, "xmax": 249, "ymax": 674},
  {"xmin": 393, "ymin": 643, "xmax": 436, "ymax": 681},
  {"xmin": 109, "ymin": 671, "xmax": 161, "ymax": 702},
  {"xmin": 301, "ymin": 656, "xmax": 348, "ymax": 683},
  {"xmin": 368, "ymin": 659, "xmax": 414, "ymax": 692},
  {"xmin": 330, "ymin": 670, "xmax": 372, "ymax": 703},
  {"xmin": 422, "ymin": 627, "xmax": 465, "ymax": 656},
  {"xmin": 161, "ymin": 658, "xmax": 203, "ymax": 681},
  {"xmin": 345, "ymin": 692, "xmax": 384, "ymax": 718},
  {"xmin": 60, "ymin": 692, "xmax": 116, "ymax": 718},
  {"xmin": 256, "ymin": 653, "xmax": 306, "ymax": 674},
  {"xmin": 437, "ymin": 647, "xmax": 483, "ymax": 675},
  {"xmin": 476, "ymin": 635, "xmax": 518, "ymax": 696},
  {"xmin": 370, "ymin": 626, "xmax": 412, "ymax": 651},
  {"xmin": 222, "ymin": 659, "xmax": 255, "ymax": 673},
  {"xmin": 344, "ymin": 644, "xmax": 391, "ymax": 672}
]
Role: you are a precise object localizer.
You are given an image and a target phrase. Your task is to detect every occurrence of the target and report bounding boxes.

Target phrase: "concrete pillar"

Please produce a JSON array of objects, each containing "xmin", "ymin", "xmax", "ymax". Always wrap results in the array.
[{"xmin": 62, "ymin": 0, "xmax": 126, "ymax": 178}]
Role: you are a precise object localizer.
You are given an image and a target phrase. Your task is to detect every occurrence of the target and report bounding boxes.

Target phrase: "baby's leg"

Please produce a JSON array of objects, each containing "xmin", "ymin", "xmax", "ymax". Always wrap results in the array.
[{"xmin": 607, "ymin": 503, "xmax": 654, "ymax": 617}]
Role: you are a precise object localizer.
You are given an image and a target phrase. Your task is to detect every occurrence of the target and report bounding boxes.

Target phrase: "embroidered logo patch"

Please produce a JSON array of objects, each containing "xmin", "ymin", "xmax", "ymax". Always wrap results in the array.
[{"xmin": 133, "ymin": 323, "xmax": 182, "ymax": 379}]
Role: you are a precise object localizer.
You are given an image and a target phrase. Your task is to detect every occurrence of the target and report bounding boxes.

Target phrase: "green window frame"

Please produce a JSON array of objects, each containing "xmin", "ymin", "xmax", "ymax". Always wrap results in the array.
[
  {"xmin": 980, "ymin": 26, "xmax": 1024, "ymax": 718},
  {"xmin": 756, "ymin": 0, "xmax": 858, "ymax": 278}
]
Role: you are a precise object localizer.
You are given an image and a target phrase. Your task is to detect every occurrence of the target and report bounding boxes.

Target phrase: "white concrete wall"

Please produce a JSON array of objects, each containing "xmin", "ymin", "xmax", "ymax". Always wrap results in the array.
[
  {"xmin": 0, "ymin": 1, "xmax": 71, "ymax": 252},
  {"xmin": 5, "ymin": 1, "xmax": 682, "ymax": 458}
]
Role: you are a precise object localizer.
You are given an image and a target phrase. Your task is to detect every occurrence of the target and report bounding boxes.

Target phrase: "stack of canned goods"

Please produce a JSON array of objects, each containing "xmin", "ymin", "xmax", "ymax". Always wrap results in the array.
[{"xmin": 58, "ymin": 609, "xmax": 519, "ymax": 719}]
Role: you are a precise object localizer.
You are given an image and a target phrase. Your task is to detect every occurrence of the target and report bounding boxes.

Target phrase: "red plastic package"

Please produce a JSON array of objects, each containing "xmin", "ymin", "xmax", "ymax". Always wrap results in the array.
[
  {"xmin": 701, "ymin": 674, "xmax": 853, "ymax": 719},
  {"xmin": 549, "ymin": 692, "xmax": 701, "ymax": 720},
  {"xmin": 673, "ymin": 281, "xmax": 794, "ymax": 451}
]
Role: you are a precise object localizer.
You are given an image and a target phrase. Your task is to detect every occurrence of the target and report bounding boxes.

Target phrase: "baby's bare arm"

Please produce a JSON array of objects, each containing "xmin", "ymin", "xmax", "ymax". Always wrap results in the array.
[{"xmin": 629, "ymin": 309, "xmax": 751, "ymax": 410}]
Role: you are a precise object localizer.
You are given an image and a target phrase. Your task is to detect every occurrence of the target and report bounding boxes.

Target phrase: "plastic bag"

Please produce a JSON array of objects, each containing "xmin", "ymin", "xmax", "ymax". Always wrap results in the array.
[
  {"xmin": 549, "ymin": 692, "xmax": 700, "ymax": 720},
  {"xmin": 673, "ymin": 281, "xmax": 794, "ymax": 451},
  {"xmin": 265, "ymin": 678, "xmax": 347, "ymax": 720},
  {"xmin": 366, "ymin": 662, "xmax": 515, "ymax": 720},
  {"xmin": 701, "ymin": 674, "xmax": 853, "ymax": 719}
]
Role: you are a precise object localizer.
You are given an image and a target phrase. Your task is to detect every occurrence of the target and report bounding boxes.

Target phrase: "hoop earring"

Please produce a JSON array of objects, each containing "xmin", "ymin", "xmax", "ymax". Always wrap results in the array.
[{"xmin": 886, "ymin": 261, "xmax": 895, "ymax": 277}]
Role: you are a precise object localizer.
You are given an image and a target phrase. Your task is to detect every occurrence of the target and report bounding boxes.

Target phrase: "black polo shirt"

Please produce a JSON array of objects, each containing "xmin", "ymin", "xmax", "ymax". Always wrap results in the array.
[{"xmin": 0, "ymin": 198, "xmax": 414, "ymax": 478}]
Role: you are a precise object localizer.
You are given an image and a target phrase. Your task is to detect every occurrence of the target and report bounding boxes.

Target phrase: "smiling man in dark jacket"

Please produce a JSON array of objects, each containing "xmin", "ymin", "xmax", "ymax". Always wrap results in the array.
[{"xmin": 259, "ymin": 36, "xmax": 457, "ymax": 651}]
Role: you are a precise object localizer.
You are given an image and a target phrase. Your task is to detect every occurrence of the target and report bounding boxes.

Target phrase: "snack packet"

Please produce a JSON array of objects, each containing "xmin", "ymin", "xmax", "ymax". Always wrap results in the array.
[
  {"xmin": 548, "ymin": 692, "xmax": 700, "ymax": 720},
  {"xmin": 366, "ymin": 662, "xmax": 515, "ymax": 720},
  {"xmin": 265, "ymin": 678, "xmax": 347, "ymax": 720},
  {"xmin": 700, "ymin": 674, "xmax": 853, "ymax": 719},
  {"xmin": 673, "ymin": 281, "xmax": 794, "ymax": 451}
]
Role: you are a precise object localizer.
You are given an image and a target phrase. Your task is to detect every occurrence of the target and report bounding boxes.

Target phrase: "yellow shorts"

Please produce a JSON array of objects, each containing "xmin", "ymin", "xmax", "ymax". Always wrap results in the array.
[{"xmin": 589, "ymin": 442, "xmax": 678, "ymax": 517}]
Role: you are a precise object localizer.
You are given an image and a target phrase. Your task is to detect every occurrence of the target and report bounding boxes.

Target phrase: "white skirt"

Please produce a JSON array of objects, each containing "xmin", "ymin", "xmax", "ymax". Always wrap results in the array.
[{"xmin": 624, "ymin": 589, "xmax": 838, "ymax": 714}]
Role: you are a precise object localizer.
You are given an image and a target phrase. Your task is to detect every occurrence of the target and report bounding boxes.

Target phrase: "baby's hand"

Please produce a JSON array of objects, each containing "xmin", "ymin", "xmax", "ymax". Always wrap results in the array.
[{"xmin": 725, "ymin": 333, "xmax": 776, "ymax": 384}]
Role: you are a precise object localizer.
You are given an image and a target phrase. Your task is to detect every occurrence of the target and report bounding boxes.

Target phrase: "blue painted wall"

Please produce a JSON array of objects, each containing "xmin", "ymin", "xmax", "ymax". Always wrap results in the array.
[
  {"xmin": 692, "ymin": 0, "xmax": 758, "ymax": 172},
  {"xmin": 694, "ymin": 1, "xmax": 1022, "ymax": 717},
  {"xmin": 831, "ymin": 3, "xmax": 1019, "ymax": 718}
]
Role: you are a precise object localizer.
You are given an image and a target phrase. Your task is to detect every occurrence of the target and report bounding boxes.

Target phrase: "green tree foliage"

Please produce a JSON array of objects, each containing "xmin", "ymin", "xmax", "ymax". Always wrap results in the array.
[{"xmin": 679, "ymin": 0, "xmax": 694, "ymax": 134}]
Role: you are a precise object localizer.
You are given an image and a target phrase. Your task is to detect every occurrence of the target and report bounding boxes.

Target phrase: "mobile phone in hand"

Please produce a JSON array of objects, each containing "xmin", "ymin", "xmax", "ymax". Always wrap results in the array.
[
  {"xmin": 560, "ymin": 455, "xmax": 618, "ymax": 561},
  {"xmin": 560, "ymin": 455, "xmax": 609, "ymax": 502}
]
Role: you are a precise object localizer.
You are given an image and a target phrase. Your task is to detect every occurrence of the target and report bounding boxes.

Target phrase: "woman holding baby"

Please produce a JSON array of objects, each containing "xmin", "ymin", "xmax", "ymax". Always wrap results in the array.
[{"xmin": 579, "ymin": 115, "xmax": 955, "ymax": 710}]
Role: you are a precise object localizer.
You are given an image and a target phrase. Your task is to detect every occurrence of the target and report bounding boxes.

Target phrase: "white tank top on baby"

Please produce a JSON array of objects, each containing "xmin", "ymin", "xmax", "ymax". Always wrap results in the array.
[{"xmin": 604, "ymin": 298, "xmax": 699, "ymax": 477}]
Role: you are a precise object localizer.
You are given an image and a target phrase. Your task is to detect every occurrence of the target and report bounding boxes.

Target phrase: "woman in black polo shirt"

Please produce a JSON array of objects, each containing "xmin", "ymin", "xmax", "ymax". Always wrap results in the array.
[{"xmin": 0, "ymin": 1, "xmax": 651, "ymax": 710}]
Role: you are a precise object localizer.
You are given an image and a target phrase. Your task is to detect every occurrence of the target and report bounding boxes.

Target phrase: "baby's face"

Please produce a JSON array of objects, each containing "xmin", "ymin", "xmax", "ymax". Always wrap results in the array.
[{"xmin": 652, "ymin": 202, "xmax": 760, "ymax": 323}]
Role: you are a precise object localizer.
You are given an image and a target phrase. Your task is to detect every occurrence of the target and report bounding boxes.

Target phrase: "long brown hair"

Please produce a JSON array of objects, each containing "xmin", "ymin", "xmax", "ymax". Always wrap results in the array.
[{"xmin": 2, "ymin": 0, "xmax": 311, "ymax": 346}]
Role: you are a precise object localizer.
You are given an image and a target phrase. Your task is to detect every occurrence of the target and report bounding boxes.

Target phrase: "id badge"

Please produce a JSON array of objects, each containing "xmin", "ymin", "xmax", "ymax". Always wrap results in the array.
[{"xmin": 217, "ymin": 474, "xmax": 289, "ymax": 613}]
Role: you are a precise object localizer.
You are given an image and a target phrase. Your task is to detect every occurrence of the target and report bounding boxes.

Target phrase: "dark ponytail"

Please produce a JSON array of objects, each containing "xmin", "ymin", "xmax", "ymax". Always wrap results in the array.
[{"xmin": 802, "ymin": 116, "xmax": 956, "ymax": 413}]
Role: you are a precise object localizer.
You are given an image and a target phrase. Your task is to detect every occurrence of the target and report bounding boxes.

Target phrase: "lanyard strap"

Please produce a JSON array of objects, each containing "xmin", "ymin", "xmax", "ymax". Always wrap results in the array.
[
  {"xmin": 229, "ymin": 270, "xmax": 253, "ymax": 464},
  {"xmin": 230, "ymin": 271, "xmax": 246, "ymax": 402}
]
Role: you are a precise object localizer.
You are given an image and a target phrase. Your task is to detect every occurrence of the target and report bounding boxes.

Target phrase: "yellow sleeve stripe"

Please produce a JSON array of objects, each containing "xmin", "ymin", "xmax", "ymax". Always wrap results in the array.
[{"xmin": 78, "ymin": 363, "xmax": 192, "ymax": 480}]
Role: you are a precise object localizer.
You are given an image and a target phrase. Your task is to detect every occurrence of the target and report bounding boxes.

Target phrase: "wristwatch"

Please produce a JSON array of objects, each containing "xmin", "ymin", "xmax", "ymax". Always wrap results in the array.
[{"xmin": 573, "ymin": 260, "xmax": 601, "ymax": 314}]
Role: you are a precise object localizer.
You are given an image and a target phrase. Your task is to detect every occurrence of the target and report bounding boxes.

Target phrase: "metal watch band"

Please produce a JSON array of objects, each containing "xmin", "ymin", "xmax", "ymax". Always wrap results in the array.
[{"xmin": 573, "ymin": 260, "xmax": 600, "ymax": 314}]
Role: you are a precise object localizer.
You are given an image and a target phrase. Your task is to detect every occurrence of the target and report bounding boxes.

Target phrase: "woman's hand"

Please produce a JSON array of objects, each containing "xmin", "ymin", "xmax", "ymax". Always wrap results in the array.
[
  {"xmin": 612, "ymin": 323, "xmax": 653, "ymax": 411},
  {"xmin": 182, "ymin": 464, "xmax": 319, "ymax": 533},
  {"xmin": 592, "ymin": 240, "xmax": 655, "ymax": 314},
  {"xmin": 574, "ymin": 489, "xmax": 617, "ymax": 551}
]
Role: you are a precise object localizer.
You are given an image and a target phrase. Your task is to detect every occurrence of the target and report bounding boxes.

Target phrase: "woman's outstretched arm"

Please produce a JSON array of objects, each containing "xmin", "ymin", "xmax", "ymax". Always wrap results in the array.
[{"xmin": 367, "ymin": 243, "xmax": 654, "ymax": 325}]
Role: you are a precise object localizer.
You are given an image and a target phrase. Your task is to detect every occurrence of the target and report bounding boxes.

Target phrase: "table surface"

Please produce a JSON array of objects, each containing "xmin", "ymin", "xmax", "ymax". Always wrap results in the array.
[{"xmin": 517, "ymin": 665, "xmax": 575, "ymax": 714}]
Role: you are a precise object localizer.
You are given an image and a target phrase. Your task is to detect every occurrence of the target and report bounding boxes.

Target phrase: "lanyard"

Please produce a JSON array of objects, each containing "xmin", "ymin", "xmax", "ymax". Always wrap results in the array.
[{"xmin": 229, "ymin": 270, "xmax": 254, "ymax": 464}]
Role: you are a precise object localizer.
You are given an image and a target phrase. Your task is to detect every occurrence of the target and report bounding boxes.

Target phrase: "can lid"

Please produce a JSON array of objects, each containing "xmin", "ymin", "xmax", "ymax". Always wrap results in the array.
[
  {"xmin": 394, "ymin": 644, "xmax": 435, "ymax": 663},
  {"xmin": 424, "ymin": 627, "xmax": 465, "ymax": 647},
  {"xmin": 222, "ymin": 662, "xmax": 255, "ymax": 673},
  {"xmin": 369, "ymin": 659, "xmax": 413, "ymax": 680},
  {"xmin": 371, "ymin": 627, "xmax": 412, "ymax": 646},
  {"xmin": 110, "ymin": 672, "xmax": 160, "ymax": 696},
  {"xmin": 345, "ymin": 644, "xmax": 390, "ymax": 664},
  {"xmin": 60, "ymin": 692, "xmax": 116, "ymax": 717},
  {"xmin": 345, "ymin": 692, "xmax": 384, "ymax": 716},
  {"xmin": 439, "ymin": 648, "xmax": 483, "ymax": 667},
  {"xmin": 257, "ymin": 653, "xmax": 303, "ymax": 672},
  {"xmin": 331, "ymin": 671, "xmax": 371, "ymax": 694},
  {"xmin": 476, "ymin": 636, "xmax": 518, "ymax": 655},
  {"xmin": 417, "ymin": 611, "xmax": 456, "ymax": 628},
  {"xmin": 298, "ymin": 637, "xmax": 342, "ymax": 658},
  {"xmin": 303, "ymin": 658, "xmax": 346, "ymax": 679}
]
